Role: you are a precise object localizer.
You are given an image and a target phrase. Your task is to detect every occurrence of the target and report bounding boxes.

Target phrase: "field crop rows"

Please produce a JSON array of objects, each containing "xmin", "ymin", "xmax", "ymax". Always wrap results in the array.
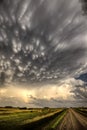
[
  {"xmin": 75, "ymin": 108, "xmax": 87, "ymax": 117},
  {"xmin": 0, "ymin": 107, "xmax": 65, "ymax": 130}
]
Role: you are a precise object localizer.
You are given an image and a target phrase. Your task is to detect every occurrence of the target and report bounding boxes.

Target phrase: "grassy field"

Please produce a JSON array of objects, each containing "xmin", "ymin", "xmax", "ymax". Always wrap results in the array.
[
  {"xmin": 75, "ymin": 107, "xmax": 87, "ymax": 117},
  {"xmin": 0, "ymin": 107, "xmax": 65, "ymax": 130}
]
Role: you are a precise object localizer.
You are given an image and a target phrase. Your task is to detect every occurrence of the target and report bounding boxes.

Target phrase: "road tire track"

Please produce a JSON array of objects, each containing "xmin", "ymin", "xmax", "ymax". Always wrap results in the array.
[{"xmin": 57, "ymin": 108, "xmax": 87, "ymax": 130}]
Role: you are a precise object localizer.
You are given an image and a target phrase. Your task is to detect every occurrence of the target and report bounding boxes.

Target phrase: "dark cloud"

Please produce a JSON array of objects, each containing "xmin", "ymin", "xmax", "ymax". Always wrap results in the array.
[
  {"xmin": 0, "ymin": 0, "xmax": 87, "ymax": 107},
  {"xmin": 76, "ymin": 73, "xmax": 87, "ymax": 82},
  {"xmin": 80, "ymin": 0, "xmax": 87, "ymax": 14},
  {"xmin": 0, "ymin": 72, "xmax": 5, "ymax": 84},
  {"xmin": 0, "ymin": 0, "xmax": 87, "ymax": 87},
  {"xmin": 72, "ymin": 83, "xmax": 87, "ymax": 106},
  {"xmin": 0, "ymin": 0, "xmax": 4, "ymax": 4}
]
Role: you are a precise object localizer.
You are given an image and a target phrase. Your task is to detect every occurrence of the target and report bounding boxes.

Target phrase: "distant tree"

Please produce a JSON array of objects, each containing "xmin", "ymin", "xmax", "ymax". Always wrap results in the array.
[
  {"xmin": 19, "ymin": 107, "xmax": 27, "ymax": 110},
  {"xmin": 5, "ymin": 106, "xmax": 13, "ymax": 108},
  {"xmin": 43, "ymin": 107, "xmax": 49, "ymax": 109}
]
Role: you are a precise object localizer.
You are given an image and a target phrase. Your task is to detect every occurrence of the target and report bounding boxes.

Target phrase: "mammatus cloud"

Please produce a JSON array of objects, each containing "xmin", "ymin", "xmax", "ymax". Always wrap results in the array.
[
  {"xmin": 0, "ymin": 0, "xmax": 87, "ymax": 85},
  {"xmin": 0, "ymin": 0, "xmax": 87, "ymax": 107}
]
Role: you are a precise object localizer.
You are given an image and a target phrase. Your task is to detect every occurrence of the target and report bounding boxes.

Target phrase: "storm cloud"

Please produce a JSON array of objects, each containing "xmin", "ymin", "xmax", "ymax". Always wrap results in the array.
[{"xmin": 0, "ymin": 0, "xmax": 87, "ymax": 107}]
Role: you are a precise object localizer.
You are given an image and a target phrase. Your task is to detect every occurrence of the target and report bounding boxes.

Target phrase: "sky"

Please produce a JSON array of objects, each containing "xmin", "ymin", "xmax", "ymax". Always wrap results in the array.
[{"xmin": 0, "ymin": 0, "xmax": 87, "ymax": 108}]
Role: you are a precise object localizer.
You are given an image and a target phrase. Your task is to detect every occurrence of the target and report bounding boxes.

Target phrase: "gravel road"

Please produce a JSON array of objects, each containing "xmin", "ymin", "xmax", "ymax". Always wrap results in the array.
[{"xmin": 57, "ymin": 108, "xmax": 87, "ymax": 130}]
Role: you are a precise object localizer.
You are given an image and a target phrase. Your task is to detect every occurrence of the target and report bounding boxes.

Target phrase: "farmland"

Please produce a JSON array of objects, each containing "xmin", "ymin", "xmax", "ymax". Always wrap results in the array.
[
  {"xmin": 0, "ymin": 107, "xmax": 87, "ymax": 130},
  {"xmin": 0, "ymin": 107, "xmax": 65, "ymax": 130}
]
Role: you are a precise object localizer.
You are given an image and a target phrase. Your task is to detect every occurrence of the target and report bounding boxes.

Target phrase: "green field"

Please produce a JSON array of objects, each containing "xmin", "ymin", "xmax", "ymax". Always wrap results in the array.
[
  {"xmin": 0, "ymin": 107, "xmax": 66, "ymax": 130},
  {"xmin": 75, "ymin": 107, "xmax": 87, "ymax": 117}
]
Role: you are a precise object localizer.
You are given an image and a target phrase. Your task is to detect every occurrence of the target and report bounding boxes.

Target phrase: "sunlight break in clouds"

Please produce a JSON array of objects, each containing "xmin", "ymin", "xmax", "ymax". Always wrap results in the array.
[{"xmin": 0, "ymin": 81, "xmax": 74, "ymax": 107}]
